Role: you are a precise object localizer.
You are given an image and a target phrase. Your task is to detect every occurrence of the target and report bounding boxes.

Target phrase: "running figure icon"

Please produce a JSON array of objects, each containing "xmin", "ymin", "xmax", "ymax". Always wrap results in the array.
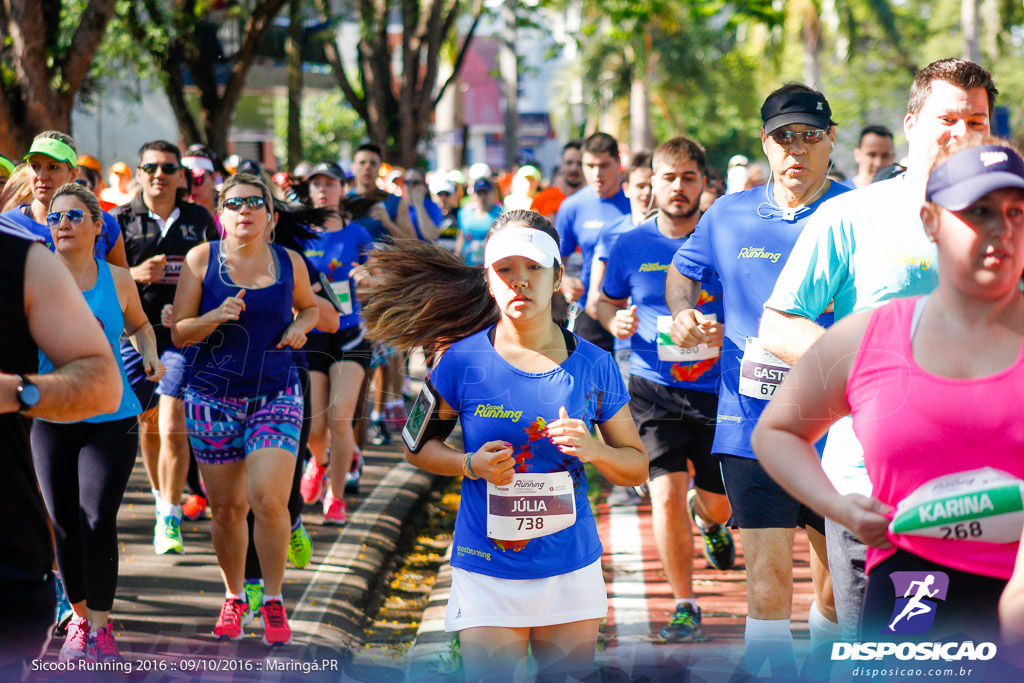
[{"xmin": 888, "ymin": 574, "xmax": 939, "ymax": 631}]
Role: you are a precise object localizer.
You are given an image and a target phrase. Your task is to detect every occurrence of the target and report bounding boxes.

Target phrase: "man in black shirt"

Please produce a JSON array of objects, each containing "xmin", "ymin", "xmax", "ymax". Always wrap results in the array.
[
  {"xmin": 111, "ymin": 140, "xmax": 217, "ymax": 555},
  {"xmin": 0, "ymin": 219, "xmax": 120, "ymax": 678}
]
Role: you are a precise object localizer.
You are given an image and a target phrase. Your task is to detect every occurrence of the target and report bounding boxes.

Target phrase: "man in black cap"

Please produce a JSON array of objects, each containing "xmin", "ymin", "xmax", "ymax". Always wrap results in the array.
[
  {"xmin": 665, "ymin": 83, "xmax": 850, "ymax": 676},
  {"xmin": 759, "ymin": 58, "xmax": 997, "ymax": 644}
]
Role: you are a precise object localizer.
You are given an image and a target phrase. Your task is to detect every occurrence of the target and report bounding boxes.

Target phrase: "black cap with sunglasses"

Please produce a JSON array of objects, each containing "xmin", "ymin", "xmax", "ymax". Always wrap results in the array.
[{"xmin": 761, "ymin": 90, "xmax": 835, "ymax": 135}]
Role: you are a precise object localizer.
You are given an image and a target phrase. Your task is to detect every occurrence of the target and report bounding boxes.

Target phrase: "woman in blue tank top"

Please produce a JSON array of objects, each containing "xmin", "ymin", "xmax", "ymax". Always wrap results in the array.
[
  {"xmin": 358, "ymin": 210, "xmax": 648, "ymax": 680},
  {"xmin": 171, "ymin": 174, "xmax": 318, "ymax": 647},
  {"xmin": 31, "ymin": 183, "xmax": 163, "ymax": 664}
]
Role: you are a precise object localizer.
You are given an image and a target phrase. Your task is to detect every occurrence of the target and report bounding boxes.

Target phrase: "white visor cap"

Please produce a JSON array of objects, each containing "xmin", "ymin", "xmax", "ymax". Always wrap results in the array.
[{"xmin": 483, "ymin": 227, "xmax": 562, "ymax": 269}]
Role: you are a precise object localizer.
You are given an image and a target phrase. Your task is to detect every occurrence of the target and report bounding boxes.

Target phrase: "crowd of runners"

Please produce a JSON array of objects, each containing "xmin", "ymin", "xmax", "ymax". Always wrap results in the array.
[{"xmin": 3, "ymin": 54, "xmax": 1024, "ymax": 682}]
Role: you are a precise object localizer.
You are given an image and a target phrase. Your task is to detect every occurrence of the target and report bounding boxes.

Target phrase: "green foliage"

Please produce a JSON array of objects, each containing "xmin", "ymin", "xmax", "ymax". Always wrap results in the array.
[{"xmin": 272, "ymin": 90, "xmax": 365, "ymax": 164}]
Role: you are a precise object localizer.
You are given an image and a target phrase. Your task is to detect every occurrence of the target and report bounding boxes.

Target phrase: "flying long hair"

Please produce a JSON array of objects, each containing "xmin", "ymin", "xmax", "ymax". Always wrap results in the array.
[{"xmin": 359, "ymin": 210, "xmax": 566, "ymax": 355}]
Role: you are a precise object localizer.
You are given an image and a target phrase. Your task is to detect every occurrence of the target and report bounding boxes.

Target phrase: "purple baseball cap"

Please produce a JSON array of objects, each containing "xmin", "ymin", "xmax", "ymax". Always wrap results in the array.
[{"xmin": 926, "ymin": 144, "xmax": 1024, "ymax": 211}]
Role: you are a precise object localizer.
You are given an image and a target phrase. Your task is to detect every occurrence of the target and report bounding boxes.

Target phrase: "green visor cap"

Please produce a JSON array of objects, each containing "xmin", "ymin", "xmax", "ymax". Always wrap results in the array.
[
  {"xmin": 0, "ymin": 155, "xmax": 14, "ymax": 175},
  {"xmin": 22, "ymin": 138, "xmax": 77, "ymax": 167}
]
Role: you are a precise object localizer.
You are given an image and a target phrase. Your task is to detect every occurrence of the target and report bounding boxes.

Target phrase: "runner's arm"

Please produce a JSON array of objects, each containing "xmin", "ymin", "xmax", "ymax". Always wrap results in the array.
[
  {"xmin": 1, "ymin": 243, "xmax": 122, "ymax": 420},
  {"xmin": 584, "ymin": 256, "xmax": 607, "ymax": 319},
  {"xmin": 759, "ymin": 307, "xmax": 827, "ymax": 366},
  {"xmin": 1000, "ymin": 540, "xmax": 1024, "ymax": 641},
  {"xmin": 752, "ymin": 311, "xmax": 892, "ymax": 548},
  {"xmin": 546, "ymin": 404, "xmax": 647, "ymax": 486},
  {"xmin": 406, "ymin": 398, "xmax": 516, "ymax": 485},
  {"xmin": 113, "ymin": 264, "xmax": 163, "ymax": 380}
]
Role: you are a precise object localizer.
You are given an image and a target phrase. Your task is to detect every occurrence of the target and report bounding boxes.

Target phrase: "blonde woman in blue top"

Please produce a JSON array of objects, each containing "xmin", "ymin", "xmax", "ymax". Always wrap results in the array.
[
  {"xmin": 31, "ymin": 183, "xmax": 164, "ymax": 664},
  {"xmin": 172, "ymin": 174, "xmax": 319, "ymax": 646},
  {"xmin": 360, "ymin": 210, "xmax": 647, "ymax": 680}
]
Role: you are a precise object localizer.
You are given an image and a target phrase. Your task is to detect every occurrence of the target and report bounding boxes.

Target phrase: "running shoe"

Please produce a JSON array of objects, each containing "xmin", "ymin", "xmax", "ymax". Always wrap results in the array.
[
  {"xmin": 86, "ymin": 624, "xmax": 125, "ymax": 664},
  {"xmin": 385, "ymin": 403, "xmax": 408, "ymax": 430},
  {"xmin": 323, "ymin": 495, "xmax": 348, "ymax": 526},
  {"xmin": 54, "ymin": 573, "xmax": 74, "ymax": 636},
  {"xmin": 261, "ymin": 599, "xmax": 292, "ymax": 646},
  {"xmin": 687, "ymin": 488, "xmax": 736, "ymax": 570},
  {"xmin": 243, "ymin": 580, "xmax": 264, "ymax": 626},
  {"xmin": 659, "ymin": 603, "xmax": 704, "ymax": 643},
  {"xmin": 182, "ymin": 494, "xmax": 209, "ymax": 520},
  {"xmin": 213, "ymin": 597, "xmax": 249, "ymax": 641},
  {"xmin": 369, "ymin": 419, "xmax": 392, "ymax": 446},
  {"xmin": 153, "ymin": 515, "xmax": 184, "ymax": 554},
  {"xmin": 288, "ymin": 521, "xmax": 313, "ymax": 568},
  {"xmin": 607, "ymin": 485, "xmax": 643, "ymax": 506},
  {"xmin": 300, "ymin": 458, "xmax": 328, "ymax": 504},
  {"xmin": 345, "ymin": 446, "xmax": 363, "ymax": 495},
  {"xmin": 59, "ymin": 617, "xmax": 89, "ymax": 662}
]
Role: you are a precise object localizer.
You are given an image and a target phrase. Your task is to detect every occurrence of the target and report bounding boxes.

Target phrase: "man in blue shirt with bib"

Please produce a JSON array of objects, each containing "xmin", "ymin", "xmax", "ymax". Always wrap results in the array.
[
  {"xmin": 666, "ymin": 85, "xmax": 851, "ymax": 675},
  {"xmin": 599, "ymin": 137, "xmax": 735, "ymax": 643},
  {"xmin": 555, "ymin": 133, "xmax": 631, "ymax": 352}
]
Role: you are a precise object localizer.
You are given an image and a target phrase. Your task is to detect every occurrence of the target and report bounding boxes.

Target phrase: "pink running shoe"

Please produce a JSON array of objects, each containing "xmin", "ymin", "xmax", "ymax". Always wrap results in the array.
[
  {"xmin": 182, "ymin": 494, "xmax": 209, "ymax": 520},
  {"xmin": 87, "ymin": 624, "xmax": 126, "ymax": 664},
  {"xmin": 261, "ymin": 599, "xmax": 292, "ymax": 646},
  {"xmin": 385, "ymin": 403, "xmax": 408, "ymax": 430},
  {"xmin": 213, "ymin": 597, "xmax": 248, "ymax": 641},
  {"xmin": 323, "ymin": 495, "xmax": 348, "ymax": 526},
  {"xmin": 300, "ymin": 458, "xmax": 328, "ymax": 504},
  {"xmin": 59, "ymin": 617, "xmax": 89, "ymax": 662}
]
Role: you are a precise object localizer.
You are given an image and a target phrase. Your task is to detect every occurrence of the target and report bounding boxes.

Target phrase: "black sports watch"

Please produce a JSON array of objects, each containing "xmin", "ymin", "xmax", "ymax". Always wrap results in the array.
[{"xmin": 15, "ymin": 374, "xmax": 40, "ymax": 413}]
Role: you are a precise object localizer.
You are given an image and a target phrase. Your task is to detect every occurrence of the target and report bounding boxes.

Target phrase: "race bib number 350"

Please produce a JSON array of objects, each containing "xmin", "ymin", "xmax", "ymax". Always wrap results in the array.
[
  {"xmin": 657, "ymin": 314, "xmax": 720, "ymax": 362},
  {"xmin": 738, "ymin": 337, "xmax": 791, "ymax": 399},
  {"xmin": 487, "ymin": 472, "xmax": 577, "ymax": 541}
]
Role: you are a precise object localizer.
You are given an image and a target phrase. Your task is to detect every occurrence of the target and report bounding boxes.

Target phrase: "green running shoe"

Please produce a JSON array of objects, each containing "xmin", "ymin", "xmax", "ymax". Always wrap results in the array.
[
  {"xmin": 288, "ymin": 521, "xmax": 313, "ymax": 569},
  {"xmin": 153, "ymin": 515, "xmax": 184, "ymax": 555},
  {"xmin": 688, "ymin": 488, "xmax": 735, "ymax": 570},
  {"xmin": 243, "ymin": 580, "xmax": 264, "ymax": 626},
  {"xmin": 660, "ymin": 603, "xmax": 704, "ymax": 643}
]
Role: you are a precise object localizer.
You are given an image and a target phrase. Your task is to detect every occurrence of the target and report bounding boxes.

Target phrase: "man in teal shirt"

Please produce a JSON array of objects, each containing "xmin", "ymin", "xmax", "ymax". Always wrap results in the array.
[{"xmin": 759, "ymin": 58, "xmax": 998, "ymax": 641}]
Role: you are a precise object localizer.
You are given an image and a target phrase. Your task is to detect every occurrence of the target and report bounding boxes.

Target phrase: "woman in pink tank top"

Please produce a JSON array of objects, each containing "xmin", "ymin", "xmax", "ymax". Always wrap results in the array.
[{"xmin": 752, "ymin": 136, "xmax": 1024, "ymax": 645}]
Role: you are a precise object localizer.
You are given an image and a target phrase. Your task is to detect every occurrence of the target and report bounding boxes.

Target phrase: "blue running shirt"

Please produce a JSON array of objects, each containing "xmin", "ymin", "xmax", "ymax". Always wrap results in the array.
[
  {"xmin": 555, "ymin": 187, "xmax": 630, "ymax": 307},
  {"xmin": 302, "ymin": 224, "xmax": 373, "ymax": 331},
  {"xmin": 430, "ymin": 326, "xmax": 629, "ymax": 579},
  {"xmin": 603, "ymin": 217, "xmax": 723, "ymax": 393},
  {"xmin": 671, "ymin": 182, "xmax": 850, "ymax": 458}
]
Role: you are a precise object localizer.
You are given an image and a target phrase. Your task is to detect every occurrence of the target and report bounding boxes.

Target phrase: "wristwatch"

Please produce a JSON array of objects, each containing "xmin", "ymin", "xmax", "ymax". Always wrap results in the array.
[{"xmin": 15, "ymin": 374, "xmax": 40, "ymax": 413}]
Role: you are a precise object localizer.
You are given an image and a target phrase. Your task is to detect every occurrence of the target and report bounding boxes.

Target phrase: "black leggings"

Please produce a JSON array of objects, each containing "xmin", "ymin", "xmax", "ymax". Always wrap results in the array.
[
  {"xmin": 30, "ymin": 417, "xmax": 138, "ymax": 612},
  {"xmin": 244, "ymin": 367, "xmax": 311, "ymax": 580}
]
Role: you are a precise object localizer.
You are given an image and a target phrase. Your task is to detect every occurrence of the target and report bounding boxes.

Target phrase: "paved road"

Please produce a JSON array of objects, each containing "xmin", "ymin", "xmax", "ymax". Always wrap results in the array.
[{"xmin": 36, "ymin": 438, "xmax": 441, "ymax": 683}]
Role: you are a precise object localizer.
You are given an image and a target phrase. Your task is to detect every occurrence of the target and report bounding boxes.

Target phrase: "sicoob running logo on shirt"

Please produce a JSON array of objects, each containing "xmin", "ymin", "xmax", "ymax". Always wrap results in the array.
[{"xmin": 885, "ymin": 571, "xmax": 948, "ymax": 635}]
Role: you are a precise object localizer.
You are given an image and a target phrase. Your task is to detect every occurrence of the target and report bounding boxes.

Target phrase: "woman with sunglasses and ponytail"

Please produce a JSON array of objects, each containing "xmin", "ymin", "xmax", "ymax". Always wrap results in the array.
[
  {"xmin": 359, "ymin": 209, "xmax": 647, "ymax": 680},
  {"xmin": 172, "ymin": 174, "xmax": 319, "ymax": 646},
  {"xmin": 31, "ymin": 183, "xmax": 164, "ymax": 664},
  {"xmin": 1, "ymin": 131, "xmax": 128, "ymax": 267}
]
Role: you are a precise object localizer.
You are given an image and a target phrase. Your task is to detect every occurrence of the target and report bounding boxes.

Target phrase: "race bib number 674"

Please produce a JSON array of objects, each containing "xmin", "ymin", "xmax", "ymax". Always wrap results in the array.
[{"xmin": 738, "ymin": 337, "xmax": 791, "ymax": 399}]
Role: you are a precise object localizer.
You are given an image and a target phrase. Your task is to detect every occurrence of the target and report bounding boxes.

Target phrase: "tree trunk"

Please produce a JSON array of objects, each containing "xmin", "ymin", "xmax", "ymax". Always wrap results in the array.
[
  {"xmin": 628, "ymin": 33, "xmax": 654, "ymax": 154},
  {"xmin": 435, "ymin": 59, "xmax": 463, "ymax": 172},
  {"xmin": 286, "ymin": 0, "xmax": 303, "ymax": 169},
  {"xmin": 961, "ymin": 0, "xmax": 981, "ymax": 64},
  {"xmin": 500, "ymin": 0, "xmax": 519, "ymax": 169},
  {"xmin": 801, "ymin": 3, "xmax": 821, "ymax": 89}
]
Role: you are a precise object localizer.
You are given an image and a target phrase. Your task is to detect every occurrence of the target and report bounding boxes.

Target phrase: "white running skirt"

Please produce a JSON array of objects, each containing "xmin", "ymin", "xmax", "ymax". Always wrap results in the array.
[{"xmin": 445, "ymin": 558, "xmax": 607, "ymax": 631}]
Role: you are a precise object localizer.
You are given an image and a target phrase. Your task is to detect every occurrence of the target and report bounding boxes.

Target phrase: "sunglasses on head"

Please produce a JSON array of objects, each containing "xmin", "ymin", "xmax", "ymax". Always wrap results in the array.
[
  {"xmin": 46, "ymin": 209, "xmax": 85, "ymax": 228},
  {"xmin": 769, "ymin": 128, "xmax": 829, "ymax": 146},
  {"xmin": 139, "ymin": 162, "xmax": 181, "ymax": 175},
  {"xmin": 222, "ymin": 196, "xmax": 266, "ymax": 211}
]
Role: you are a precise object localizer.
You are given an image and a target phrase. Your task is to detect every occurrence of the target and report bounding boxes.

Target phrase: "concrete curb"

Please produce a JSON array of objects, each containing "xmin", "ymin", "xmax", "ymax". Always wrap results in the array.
[{"xmin": 289, "ymin": 461, "xmax": 447, "ymax": 658}]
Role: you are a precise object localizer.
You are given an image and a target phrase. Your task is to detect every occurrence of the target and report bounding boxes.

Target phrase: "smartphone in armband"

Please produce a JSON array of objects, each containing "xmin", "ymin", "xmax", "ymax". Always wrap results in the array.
[
  {"xmin": 319, "ymin": 272, "xmax": 345, "ymax": 314},
  {"xmin": 402, "ymin": 379, "xmax": 457, "ymax": 452}
]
